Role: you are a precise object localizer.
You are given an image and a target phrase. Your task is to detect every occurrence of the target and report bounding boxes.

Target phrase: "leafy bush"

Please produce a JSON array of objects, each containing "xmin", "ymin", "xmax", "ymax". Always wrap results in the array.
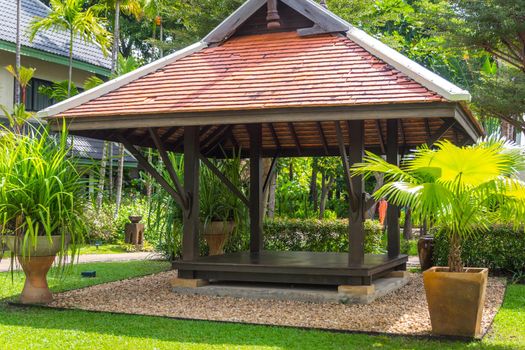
[
  {"xmin": 264, "ymin": 218, "xmax": 384, "ymax": 254},
  {"xmin": 433, "ymin": 225, "xmax": 525, "ymax": 276}
]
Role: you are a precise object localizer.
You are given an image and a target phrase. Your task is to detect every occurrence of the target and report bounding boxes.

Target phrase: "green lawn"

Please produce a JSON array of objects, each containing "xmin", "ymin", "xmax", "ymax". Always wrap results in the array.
[{"xmin": 0, "ymin": 261, "xmax": 523, "ymax": 350}]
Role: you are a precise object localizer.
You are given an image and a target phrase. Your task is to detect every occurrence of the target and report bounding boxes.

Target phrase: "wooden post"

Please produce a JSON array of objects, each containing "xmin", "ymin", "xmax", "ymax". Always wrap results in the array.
[
  {"xmin": 348, "ymin": 120, "xmax": 365, "ymax": 266},
  {"xmin": 249, "ymin": 124, "xmax": 263, "ymax": 253},
  {"xmin": 387, "ymin": 119, "xmax": 401, "ymax": 258},
  {"xmin": 182, "ymin": 126, "xmax": 200, "ymax": 261}
]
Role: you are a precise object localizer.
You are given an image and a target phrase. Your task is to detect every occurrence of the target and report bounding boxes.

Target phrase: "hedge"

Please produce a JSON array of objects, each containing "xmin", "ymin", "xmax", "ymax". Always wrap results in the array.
[
  {"xmin": 263, "ymin": 218, "xmax": 384, "ymax": 254},
  {"xmin": 433, "ymin": 225, "xmax": 525, "ymax": 276}
]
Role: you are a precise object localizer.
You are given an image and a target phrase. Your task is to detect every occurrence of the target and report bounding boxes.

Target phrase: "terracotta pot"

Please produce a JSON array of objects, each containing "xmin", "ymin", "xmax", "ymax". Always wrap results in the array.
[
  {"xmin": 202, "ymin": 221, "xmax": 235, "ymax": 256},
  {"xmin": 5, "ymin": 235, "xmax": 69, "ymax": 304},
  {"xmin": 423, "ymin": 266, "xmax": 488, "ymax": 338}
]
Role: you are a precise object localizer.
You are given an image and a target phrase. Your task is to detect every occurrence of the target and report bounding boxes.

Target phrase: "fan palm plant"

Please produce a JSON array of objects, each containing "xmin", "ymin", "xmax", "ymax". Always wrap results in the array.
[
  {"xmin": 352, "ymin": 139, "xmax": 525, "ymax": 272},
  {"xmin": 29, "ymin": 0, "xmax": 111, "ymax": 97}
]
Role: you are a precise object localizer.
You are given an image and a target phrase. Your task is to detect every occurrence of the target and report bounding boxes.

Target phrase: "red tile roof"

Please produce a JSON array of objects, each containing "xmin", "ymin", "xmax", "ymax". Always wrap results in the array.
[{"xmin": 60, "ymin": 31, "xmax": 445, "ymax": 118}]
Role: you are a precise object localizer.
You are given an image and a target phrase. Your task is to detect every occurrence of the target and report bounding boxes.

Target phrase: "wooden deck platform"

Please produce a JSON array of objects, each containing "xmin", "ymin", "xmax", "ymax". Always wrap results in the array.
[{"xmin": 173, "ymin": 251, "xmax": 408, "ymax": 286}]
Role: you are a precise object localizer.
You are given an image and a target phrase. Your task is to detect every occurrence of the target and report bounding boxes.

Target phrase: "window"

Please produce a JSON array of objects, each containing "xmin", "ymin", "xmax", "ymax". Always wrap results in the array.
[{"xmin": 16, "ymin": 78, "xmax": 55, "ymax": 112}]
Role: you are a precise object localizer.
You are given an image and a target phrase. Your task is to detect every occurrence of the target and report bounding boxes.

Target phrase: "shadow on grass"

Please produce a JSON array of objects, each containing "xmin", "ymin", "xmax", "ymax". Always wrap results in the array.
[{"xmin": 0, "ymin": 304, "xmax": 518, "ymax": 350}]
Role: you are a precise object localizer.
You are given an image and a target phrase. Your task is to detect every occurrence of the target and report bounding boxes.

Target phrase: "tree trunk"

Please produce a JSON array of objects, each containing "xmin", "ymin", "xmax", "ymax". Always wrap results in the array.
[
  {"xmin": 159, "ymin": 20, "xmax": 164, "ymax": 58},
  {"xmin": 310, "ymin": 158, "xmax": 319, "ymax": 211},
  {"xmin": 319, "ymin": 174, "xmax": 334, "ymax": 219},
  {"xmin": 15, "ymin": 0, "xmax": 21, "ymax": 104},
  {"xmin": 501, "ymin": 120, "xmax": 515, "ymax": 141},
  {"xmin": 288, "ymin": 160, "xmax": 294, "ymax": 181},
  {"xmin": 267, "ymin": 171, "xmax": 277, "ymax": 219},
  {"xmin": 108, "ymin": 143, "xmax": 113, "ymax": 197},
  {"xmin": 262, "ymin": 158, "xmax": 272, "ymax": 218},
  {"xmin": 96, "ymin": 141, "xmax": 109, "ymax": 212},
  {"xmin": 112, "ymin": 0, "xmax": 121, "ymax": 74},
  {"xmin": 114, "ymin": 143, "xmax": 125, "ymax": 218},
  {"xmin": 403, "ymin": 207, "xmax": 413, "ymax": 240},
  {"xmin": 146, "ymin": 148, "xmax": 153, "ymax": 204},
  {"xmin": 448, "ymin": 232, "xmax": 463, "ymax": 272},
  {"xmin": 68, "ymin": 30, "xmax": 73, "ymax": 97}
]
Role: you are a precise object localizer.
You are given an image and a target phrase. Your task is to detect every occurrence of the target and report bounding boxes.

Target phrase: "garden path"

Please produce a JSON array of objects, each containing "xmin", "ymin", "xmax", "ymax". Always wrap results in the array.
[{"xmin": 0, "ymin": 252, "xmax": 164, "ymax": 272}]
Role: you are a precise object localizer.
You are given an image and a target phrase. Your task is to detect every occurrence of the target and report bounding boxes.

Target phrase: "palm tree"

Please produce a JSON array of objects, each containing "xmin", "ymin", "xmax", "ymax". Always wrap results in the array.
[
  {"xmin": 29, "ymin": 0, "xmax": 111, "ymax": 97},
  {"xmin": 5, "ymin": 65, "xmax": 35, "ymax": 104},
  {"xmin": 352, "ymin": 139, "xmax": 525, "ymax": 272},
  {"xmin": 143, "ymin": 0, "xmax": 166, "ymax": 58},
  {"xmin": 15, "ymin": 0, "xmax": 22, "ymax": 104}
]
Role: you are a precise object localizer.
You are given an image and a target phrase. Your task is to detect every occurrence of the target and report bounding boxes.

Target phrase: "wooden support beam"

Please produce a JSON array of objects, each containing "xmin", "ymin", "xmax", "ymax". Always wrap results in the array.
[
  {"xmin": 288, "ymin": 122, "xmax": 302, "ymax": 156},
  {"xmin": 386, "ymin": 119, "xmax": 400, "ymax": 258},
  {"xmin": 199, "ymin": 154, "xmax": 249, "ymax": 207},
  {"xmin": 317, "ymin": 122, "xmax": 329, "ymax": 155},
  {"xmin": 117, "ymin": 134, "xmax": 186, "ymax": 209},
  {"xmin": 399, "ymin": 119, "xmax": 407, "ymax": 156},
  {"xmin": 182, "ymin": 126, "xmax": 200, "ymax": 262},
  {"xmin": 263, "ymin": 156, "xmax": 278, "ymax": 193},
  {"xmin": 248, "ymin": 124, "xmax": 263, "ymax": 253},
  {"xmin": 376, "ymin": 120, "xmax": 386, "ymax": 154},
  {"xmin": 334, "ymin": 121, "xmax": 357, "ymax": 211},
  {"xmin": 347, "ymin": 120, "xmax": 365, "ymax": 267},
  {"xmin": 148, "ymin": 128, "xmax": 187, "ymax": 208},
  {"xmin": 428, "ymin": 119, "xmax": 456, "ymax": 146},
  {"xmin": 268, "ymin": 123, "xmax": 281, "ymax": 150}
]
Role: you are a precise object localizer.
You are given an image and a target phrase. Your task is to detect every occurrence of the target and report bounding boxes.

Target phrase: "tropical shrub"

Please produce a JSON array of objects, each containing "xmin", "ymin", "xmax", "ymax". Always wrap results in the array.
[
  {"xmin": 264, "ymin": 218, "xmax": 384, "ymax": 254},
  {"xmin": 0, "ymin": 123, "xmax": 87, "ymax": 263},
  {"xmin": 353, "ymin": 139, "xmax": 525, "ymax": 272},
  {"xmin": 433, "ymin": 225, "xmax": 525, "ymax": 278}
]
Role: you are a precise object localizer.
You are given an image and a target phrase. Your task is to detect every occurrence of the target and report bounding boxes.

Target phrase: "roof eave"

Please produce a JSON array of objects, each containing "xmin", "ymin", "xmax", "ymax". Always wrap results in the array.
[{"xmin": 39, "ymin": 41, "xmax": 208, "ymax": 119}]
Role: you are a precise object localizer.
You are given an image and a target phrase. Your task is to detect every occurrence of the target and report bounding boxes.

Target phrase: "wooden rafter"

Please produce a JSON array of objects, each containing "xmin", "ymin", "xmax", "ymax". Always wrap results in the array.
[
  {"xmin": 428, "ymin": 119, "xmax": 456, "ymax": 146},
  {"xmin": 117, "ymin": 134, "xmax": 186, "ymax": 209},
  {"xmin": 160, "ymin": 126, "xmax": 180, "ymax": 142},
  {"xmin": 202, "ymin": 125, "xmax": 232, "ymax": 155},
  {"xmin": 288, "ymin": 122, "xmax": 302, "ymax": 155},
  {"xmin": 317, "ymin": 122, "xmax": 329, "ymax": 155},
  {"xmin": 148, "ymin": 128, "xmax": 188, "ymax": 209},
  {"xmin": 334, "ymin": 121, "xmax": 358, "ymax": 211},
  {"xmin": 201, "ymin": 125, "xmax": 229, "ymax": 150},
  {"xmin": 199, "ymin": 154, "xmax": 249, "ymax": 207}
]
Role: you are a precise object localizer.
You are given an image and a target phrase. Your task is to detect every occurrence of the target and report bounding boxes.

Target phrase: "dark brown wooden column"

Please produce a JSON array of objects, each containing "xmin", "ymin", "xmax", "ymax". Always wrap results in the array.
[
  {"xmin": 386, "ymin": 119, "xmax": 401, "ymax": 257},
  {"xmin": 348, "ymin": 120, "xmax": 365, "ymax": 266},
  {"xmin": 249, "ymin": 124, "xmax": 263, "ymax": 253},
  {"xmin": 182, "ymin": 126, "xmax": 200, "ymax": 261}
]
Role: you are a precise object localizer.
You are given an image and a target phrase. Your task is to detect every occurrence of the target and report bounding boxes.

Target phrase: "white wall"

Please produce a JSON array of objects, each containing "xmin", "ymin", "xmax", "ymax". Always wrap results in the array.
[{"xmin": 0, "ymin": 50, "xmax": 97, "ymax": 109}]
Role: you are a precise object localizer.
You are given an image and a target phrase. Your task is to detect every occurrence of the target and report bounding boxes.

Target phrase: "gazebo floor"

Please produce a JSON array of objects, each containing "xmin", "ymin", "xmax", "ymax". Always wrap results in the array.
[{"xmin": 173, "ymin": 251, "xmax": 408, "ymax": 286}]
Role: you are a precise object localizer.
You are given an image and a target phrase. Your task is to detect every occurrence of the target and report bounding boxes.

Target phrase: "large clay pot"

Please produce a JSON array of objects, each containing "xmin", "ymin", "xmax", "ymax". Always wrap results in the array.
[
  {"xmin": 202, "ymin": 221, "xmax": 235, "ymax": 256},
  {"xmin": 423, "ymin": 266, "xmax": 488, "ymax": 338},
  {"xmin": 5, "ymin": 235, "xmax": 68, "ymax": 304}
]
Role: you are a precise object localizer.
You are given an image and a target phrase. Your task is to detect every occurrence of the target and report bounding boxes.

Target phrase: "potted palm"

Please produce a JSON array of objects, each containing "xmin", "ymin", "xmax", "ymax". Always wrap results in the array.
[
  {"xmin": 353, "ymin": 139, "xmax": 525, "ymax": 338},
  {"xmin": 200, "ymin": 154, "xmax": 246, "ymax": 256},
  {"xmin": 0, "ymin": 123, "xmax": 86, "ymax": 304}
]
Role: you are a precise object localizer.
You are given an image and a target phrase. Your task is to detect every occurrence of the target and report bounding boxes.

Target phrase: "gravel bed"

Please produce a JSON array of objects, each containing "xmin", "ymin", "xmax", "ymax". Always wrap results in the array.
[{"xmin": 49, "ymin": 271, "xmax": 506, "ymax": 336}]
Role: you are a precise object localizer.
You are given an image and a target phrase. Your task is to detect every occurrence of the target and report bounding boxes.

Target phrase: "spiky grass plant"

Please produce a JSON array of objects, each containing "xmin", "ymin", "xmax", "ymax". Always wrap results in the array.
[
  {"xmin": 352, "ymin": 139, "xmax": 525, "ymax": 272},
  {"xmin": 0, "ymin": 122, "xmax": 87, "ymax": 269}
]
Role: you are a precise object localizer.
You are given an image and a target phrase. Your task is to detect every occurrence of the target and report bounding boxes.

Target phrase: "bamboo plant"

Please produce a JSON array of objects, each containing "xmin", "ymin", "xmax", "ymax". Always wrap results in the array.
[{"xmin": 352, "ymin": 139, "xmax": 525, "ymax": 272}]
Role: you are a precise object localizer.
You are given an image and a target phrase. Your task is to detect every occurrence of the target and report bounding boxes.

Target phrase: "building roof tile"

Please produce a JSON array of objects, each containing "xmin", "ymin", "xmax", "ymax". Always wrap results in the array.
[
  {"xmin": 59, "ymin": 32, "xmax": 444, "ymax": 118},
  {"xmin": 1, "ymin": 0, "xmax": 110, "ymax": 70}
]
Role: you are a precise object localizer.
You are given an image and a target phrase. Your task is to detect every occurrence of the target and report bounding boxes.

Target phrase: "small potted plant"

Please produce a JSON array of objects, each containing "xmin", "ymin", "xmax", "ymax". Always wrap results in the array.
[
  {"xmin": 0, "ymin": 123, "xmax": 86, "ymax": 304},
  {"xmin": 353, "ymin": 139, "xmax": 525, "ymax": 337}
]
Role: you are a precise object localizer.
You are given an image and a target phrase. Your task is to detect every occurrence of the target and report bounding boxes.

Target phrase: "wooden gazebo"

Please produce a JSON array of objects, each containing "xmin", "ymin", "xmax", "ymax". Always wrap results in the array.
[{"xmin": 42, "ymin": 0, "xmax": 483, "ymax": 288}]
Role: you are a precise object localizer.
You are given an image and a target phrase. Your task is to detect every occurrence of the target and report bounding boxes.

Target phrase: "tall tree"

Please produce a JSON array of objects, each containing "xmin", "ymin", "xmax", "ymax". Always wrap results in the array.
[
  {"xmin": 15, "ymin": 0, "xmax": 21, "ymax": 104},
  {"xmin": 426, "ymin": 0, "xmax": 525, "ymax": 134},
  {"xmin": 30, "ymin": 0, "xmax": 111, "ymax": 96}
]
